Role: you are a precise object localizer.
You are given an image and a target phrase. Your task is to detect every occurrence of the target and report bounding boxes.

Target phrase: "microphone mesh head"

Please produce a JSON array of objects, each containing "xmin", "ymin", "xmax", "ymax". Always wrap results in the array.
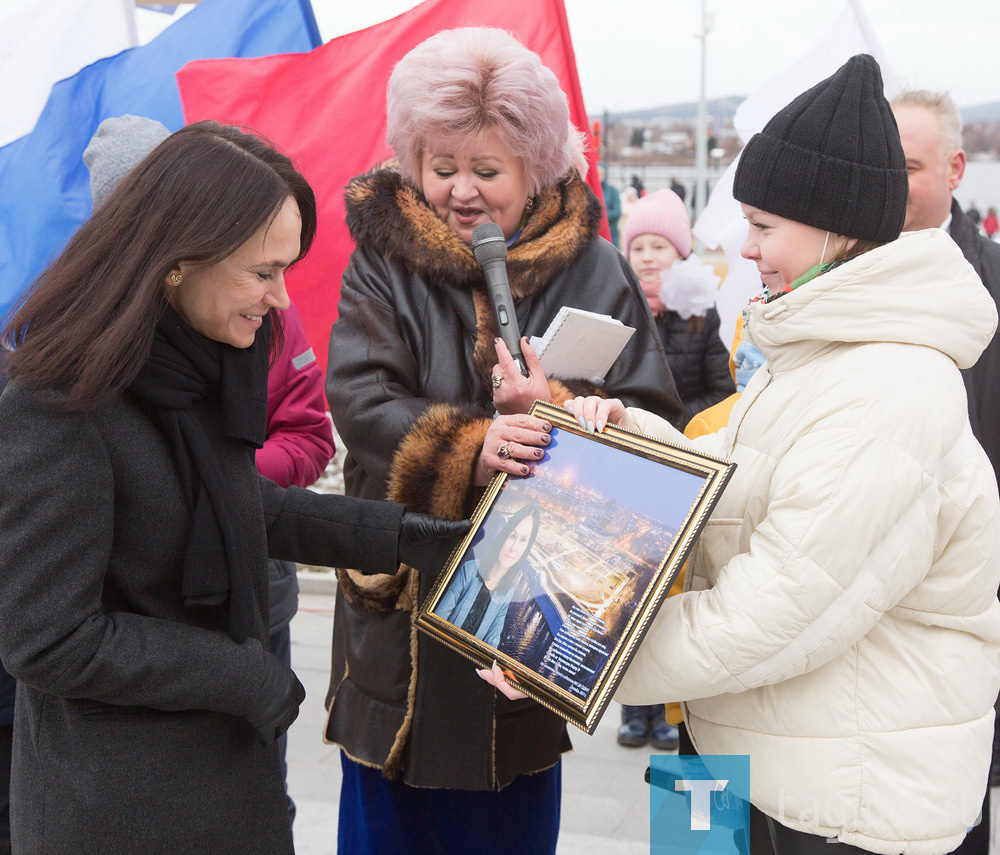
[{"xmin": 471, "ymin": 223, "xmax": 508, "ymax": 264}]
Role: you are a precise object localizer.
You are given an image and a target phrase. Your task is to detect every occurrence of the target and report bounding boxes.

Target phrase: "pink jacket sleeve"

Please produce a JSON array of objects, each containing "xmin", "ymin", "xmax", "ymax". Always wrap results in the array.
[{"xmin": 256, "ymin": 301, "xmax": 335, "ymax": 488}]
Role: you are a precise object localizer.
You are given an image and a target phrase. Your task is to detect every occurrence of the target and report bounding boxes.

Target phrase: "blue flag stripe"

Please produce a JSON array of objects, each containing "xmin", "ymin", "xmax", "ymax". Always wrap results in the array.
[{"xmin": 0, "ymin": 0, "xmax": 320, "ymax": 323}]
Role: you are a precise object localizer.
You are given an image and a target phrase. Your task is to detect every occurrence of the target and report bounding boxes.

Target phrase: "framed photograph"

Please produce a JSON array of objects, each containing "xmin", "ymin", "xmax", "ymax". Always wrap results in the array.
[{"xmin": 416, "ymin": 401, "xmax": 735, "ymax": 734}]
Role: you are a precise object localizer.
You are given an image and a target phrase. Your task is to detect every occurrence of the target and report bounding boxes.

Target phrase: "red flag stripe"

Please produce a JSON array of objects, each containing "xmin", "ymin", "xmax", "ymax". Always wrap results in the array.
[{"xmin": 177, "ymin": 0, "xmax": 607, "ymax": 377}]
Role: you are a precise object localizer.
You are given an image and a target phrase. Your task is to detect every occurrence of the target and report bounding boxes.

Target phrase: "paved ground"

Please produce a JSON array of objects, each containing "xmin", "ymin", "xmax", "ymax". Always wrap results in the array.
[
  {"xmin": 293, "ymin": 450, "xmax": 1000, "ymax": 854},
  {"xmin": 287, "ymin": 588, "xmax": 1000, "ymax": 855},
  {"xmin": 286, "ymin": 589, "xmax": 672, "ymax": 854}
]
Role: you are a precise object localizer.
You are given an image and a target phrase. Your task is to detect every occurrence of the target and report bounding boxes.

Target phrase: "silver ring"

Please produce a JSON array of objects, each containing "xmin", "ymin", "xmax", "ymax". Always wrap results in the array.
[
  {"xmin": 491, "ymin": 372, "xmax": 503, "ymax": 389},
  {"xmin": 497, "ymin": 442, "xmax": 512, "ymax": 460}
]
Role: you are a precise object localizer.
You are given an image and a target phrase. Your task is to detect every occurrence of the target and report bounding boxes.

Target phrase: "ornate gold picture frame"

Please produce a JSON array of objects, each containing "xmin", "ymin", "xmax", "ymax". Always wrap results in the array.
[{"xmin": 416, "ymin": 401, "xmax": 735, "ymax": 734}]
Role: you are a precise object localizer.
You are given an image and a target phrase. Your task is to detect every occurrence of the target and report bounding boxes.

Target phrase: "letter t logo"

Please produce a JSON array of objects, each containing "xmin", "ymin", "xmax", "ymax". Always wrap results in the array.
[{"xmin": 675, "ymin": 779, "xmax": 729, "ymax": 830}]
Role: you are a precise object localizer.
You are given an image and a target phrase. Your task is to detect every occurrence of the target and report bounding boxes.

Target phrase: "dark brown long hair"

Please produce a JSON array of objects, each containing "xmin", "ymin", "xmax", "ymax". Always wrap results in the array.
[
  {"xmin": 480, "ymin": 503, "xmax": 541, "ymax": 581},
  {"xmin": 2, "ymin": 121, "xmax": 317, "ymax": 410}
]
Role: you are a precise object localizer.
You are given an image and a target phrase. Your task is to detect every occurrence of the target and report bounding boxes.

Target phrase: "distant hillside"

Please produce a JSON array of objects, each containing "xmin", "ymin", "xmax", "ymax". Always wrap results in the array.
[
  {"xmin": 595, "ymin": 97, "xmax": 1000, "ymax": 125},
  {"xmin": 597, "ymin": 96, "xmax": 745, "ymax": 124},
  {"xmin": 963, "ymin": 102, "xmax": 1000, "ymax": 123}
]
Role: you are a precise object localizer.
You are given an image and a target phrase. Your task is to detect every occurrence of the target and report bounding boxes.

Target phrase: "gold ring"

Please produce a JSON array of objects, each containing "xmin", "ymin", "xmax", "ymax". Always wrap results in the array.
[
  {"xmin": 497, "ymin": 442, "xmax": 512, "ymax": 460},
  {"xmin": 491, "ymin": 372, "xmax": 503, "ymax": 389}
]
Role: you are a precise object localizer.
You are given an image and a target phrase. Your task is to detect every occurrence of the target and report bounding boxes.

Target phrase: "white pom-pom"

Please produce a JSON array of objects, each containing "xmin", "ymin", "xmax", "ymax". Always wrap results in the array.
[{"xmin": 659, "ymin": 253, "xmax": 721, "ymax": 319}]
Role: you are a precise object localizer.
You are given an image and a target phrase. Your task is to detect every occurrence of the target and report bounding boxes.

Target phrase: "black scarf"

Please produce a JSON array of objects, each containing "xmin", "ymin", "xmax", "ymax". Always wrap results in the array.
[{"xmin": 130, "ymin": 306, "xmax": 270, "ymax": 642}]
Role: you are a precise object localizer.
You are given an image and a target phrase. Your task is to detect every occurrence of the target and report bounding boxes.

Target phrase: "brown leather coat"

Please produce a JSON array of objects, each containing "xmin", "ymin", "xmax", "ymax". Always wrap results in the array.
[{"xmin": 324, "ymin": 164, "xmax": 681, "ymax": 789}]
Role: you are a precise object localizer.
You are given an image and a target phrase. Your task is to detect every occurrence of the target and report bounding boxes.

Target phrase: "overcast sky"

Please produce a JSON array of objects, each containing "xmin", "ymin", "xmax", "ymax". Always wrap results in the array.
[{"xmin": 312, "ymin": 0, "xmax": 1000, "ymax": 112}]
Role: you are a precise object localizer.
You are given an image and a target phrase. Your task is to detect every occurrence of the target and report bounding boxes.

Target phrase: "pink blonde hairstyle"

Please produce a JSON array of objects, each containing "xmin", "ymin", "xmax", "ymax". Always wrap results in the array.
[{"xmin": 386, "ymin": 27, "xmax": 588, "ymax": 195}]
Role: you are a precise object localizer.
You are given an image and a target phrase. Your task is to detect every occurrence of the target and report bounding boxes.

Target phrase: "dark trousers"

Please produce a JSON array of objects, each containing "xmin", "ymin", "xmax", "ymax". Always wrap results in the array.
[
  {"xmin": 269, "ymin": 623, "xmax": 295, "ymax": 825},
  {"xmin": 745, "ymin": 803, "xmax": 878, "ymax": 855},
  {"xmin": 677, "ymin": 723, "xmax": 924, "ymax": 855},
  {"xmin": 1, "ymin": 723, "xmax": 11, "ymax": 855}
]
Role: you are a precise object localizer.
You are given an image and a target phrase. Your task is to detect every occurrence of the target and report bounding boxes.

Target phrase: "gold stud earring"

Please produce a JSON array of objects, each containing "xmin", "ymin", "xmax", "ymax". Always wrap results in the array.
[
  {"xmin": 170, "ymin": 273, "xmax": 182, "ymax": 285},
  {"xmin": 525, "ymin": 196, "xmax": 535, "ymax": 213}
]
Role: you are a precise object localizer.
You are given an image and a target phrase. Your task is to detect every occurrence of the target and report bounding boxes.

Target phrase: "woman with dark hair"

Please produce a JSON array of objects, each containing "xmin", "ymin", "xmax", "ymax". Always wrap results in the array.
[
  {"xmin": 0, "ymin": 120, "xmax": 464, "ymax": 855},
  {"xmin": 325, "ymin": 25, "xmax": 680, "ymax": 855},
  {"xmin": 437, "ymin": 503, "xmax": 541, "ymax": 647}
]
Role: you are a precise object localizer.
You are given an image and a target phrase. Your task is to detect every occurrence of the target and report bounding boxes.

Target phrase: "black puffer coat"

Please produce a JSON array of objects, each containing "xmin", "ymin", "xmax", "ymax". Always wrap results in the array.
[
  {"xmin": 325, "ymin": 165, "xmax": 681, "ymax": 790},
  {"xmin": 653, "ymin": 307, "xmax": 735, "ymax": 425}
]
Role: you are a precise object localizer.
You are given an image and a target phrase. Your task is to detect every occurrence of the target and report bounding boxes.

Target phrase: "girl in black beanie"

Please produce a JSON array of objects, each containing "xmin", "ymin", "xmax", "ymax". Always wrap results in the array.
[{"xmin": 501, "ymin": 55, "xmax": 1000, "ymax": 855}]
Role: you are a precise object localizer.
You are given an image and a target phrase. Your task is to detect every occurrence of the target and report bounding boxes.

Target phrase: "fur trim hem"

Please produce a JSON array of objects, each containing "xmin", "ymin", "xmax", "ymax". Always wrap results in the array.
[
  {"xmin": 336, "ymin": 566, "xmax": 410, "ymax": 613},
  {"xmin": 382, "ymin": 563, "xmax": 422, "ymax": 780}
]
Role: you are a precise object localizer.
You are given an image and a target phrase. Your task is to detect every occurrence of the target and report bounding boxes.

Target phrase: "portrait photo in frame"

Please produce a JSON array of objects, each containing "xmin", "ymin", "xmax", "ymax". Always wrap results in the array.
[{"xmin": 416, "ymin": 401, "xmax": 735, "ymax": 734}]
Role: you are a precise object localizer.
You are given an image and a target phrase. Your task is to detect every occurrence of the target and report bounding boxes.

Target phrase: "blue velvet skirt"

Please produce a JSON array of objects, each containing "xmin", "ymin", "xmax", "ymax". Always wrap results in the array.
[{"xmin": 337, "ymin": 751, "xmax": 561, "ymax": 854}]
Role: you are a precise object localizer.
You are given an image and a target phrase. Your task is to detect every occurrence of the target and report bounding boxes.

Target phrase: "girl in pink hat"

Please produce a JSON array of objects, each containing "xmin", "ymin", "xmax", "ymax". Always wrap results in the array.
[{"xmin": 623, "ymin": 188, "xmax": 734, "ymax": 427}]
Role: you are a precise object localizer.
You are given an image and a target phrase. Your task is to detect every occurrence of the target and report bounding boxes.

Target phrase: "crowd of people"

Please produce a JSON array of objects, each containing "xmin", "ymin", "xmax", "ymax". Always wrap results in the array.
[{"xmin": 0, "ymin": 24, "xmax": 998, "ymax": 855}]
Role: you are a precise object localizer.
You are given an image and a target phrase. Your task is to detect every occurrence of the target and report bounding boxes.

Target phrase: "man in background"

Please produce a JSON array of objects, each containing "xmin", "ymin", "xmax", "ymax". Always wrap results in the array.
[
  {"xmin": 891, "ymin": 90, "xmax": 1000, "ymax": 478},
  {"xmin": 892, "ymin": 89, "xmax": 1000, "ymax": 855}
]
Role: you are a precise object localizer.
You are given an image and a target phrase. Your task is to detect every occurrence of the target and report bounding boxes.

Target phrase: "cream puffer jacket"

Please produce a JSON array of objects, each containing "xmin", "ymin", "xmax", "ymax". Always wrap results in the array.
[{"xmin": 617, "ymin": 230, "xmax": 1000, "ymax": 855}]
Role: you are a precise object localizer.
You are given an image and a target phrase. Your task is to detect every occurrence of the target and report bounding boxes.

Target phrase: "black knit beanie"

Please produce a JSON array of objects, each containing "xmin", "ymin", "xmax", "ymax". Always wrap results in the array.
[{"xmin": 733, "ymin": 54, "xmax": 907, "ymax": 242}]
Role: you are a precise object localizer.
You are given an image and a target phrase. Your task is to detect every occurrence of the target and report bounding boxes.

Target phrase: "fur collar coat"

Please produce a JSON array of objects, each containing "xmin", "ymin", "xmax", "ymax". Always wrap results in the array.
[{"xmin": 324, "ymin": 163, "xmax": 680, "ymax": 789}]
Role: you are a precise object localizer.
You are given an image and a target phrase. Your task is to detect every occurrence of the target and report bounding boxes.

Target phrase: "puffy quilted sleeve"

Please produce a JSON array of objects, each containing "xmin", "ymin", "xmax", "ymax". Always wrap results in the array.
[{"xmin": 616, "ymin": 414, "xmax": 973, "ymax": 704}]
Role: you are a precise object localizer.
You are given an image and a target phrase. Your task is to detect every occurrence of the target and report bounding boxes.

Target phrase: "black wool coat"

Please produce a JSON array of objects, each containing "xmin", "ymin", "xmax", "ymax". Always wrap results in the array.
[
  {"xmin": 0, "ymin": 354, "xmax": 12, "ymax": 730},
  {"xmin": 0, "ymin": 383, "xmax": 403, "ymax": 855},
  {"xmin": 324, "ymin": 165, "xmax": 681, "ymax": 790}
]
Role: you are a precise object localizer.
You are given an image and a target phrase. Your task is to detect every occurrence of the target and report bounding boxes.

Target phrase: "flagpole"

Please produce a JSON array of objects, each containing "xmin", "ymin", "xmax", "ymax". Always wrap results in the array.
[
  {"xmin": 123, "ymin": 0, "xmax": 139, "ymax": 47},
  {"xmin": 694, "ymin": 0, "xmax": 711, "ymax": 246}
]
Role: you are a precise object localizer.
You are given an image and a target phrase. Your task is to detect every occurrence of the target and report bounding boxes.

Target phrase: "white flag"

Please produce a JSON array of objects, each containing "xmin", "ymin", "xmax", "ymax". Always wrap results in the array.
[
  {"xmin": 694, "ymin": 0, "xmax": 901, "ymax": 349},
  {"xmin": 0, "ymin": 0, "xmax": 136, "ymax": 147}
]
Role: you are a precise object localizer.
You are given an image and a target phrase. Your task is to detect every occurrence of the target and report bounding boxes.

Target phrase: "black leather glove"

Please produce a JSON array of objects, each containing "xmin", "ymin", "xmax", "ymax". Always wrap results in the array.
[
  {"xmin": 397, "ymin": 512, "xmax": 471, "ymax": 574},
  {"xmin": 246, "ymin": 652, "xmax": 306, "ymax": 747}
]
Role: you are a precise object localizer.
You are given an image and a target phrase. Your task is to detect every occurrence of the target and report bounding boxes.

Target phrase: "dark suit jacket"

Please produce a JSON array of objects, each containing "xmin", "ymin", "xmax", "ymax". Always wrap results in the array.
[{"xmin": 950, "ymin": 198, "xmax": 1000, "ymax": 481}]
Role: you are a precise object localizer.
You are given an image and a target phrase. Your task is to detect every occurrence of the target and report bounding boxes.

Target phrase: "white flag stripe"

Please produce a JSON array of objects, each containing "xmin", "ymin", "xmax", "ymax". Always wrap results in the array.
[
  {"xmin": 0, "ymin": 0, "xmax": 135, "ymax": 147},
  {"xmin": 694, "ymin": 0, "xmax": 900, "ymax": 349}
]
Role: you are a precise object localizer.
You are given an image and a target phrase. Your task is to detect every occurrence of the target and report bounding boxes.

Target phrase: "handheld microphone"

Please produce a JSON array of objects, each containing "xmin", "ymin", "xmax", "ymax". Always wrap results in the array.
[{"xmin": 471, "ymin": 222, "xmax": 528, "ymax": 377}]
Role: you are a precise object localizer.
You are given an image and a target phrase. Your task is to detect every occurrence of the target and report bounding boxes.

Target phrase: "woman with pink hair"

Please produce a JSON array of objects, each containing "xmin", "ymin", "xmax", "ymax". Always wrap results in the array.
[{"xmin": 325, "ymin": 25, "xmax": 680, "ymax": 854}]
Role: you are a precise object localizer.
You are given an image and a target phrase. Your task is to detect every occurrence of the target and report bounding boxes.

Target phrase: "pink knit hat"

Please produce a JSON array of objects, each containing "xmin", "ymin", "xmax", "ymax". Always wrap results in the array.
[{"xmin": 622, "ymin": 189, "xmax": 692, "ymax": 259}]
